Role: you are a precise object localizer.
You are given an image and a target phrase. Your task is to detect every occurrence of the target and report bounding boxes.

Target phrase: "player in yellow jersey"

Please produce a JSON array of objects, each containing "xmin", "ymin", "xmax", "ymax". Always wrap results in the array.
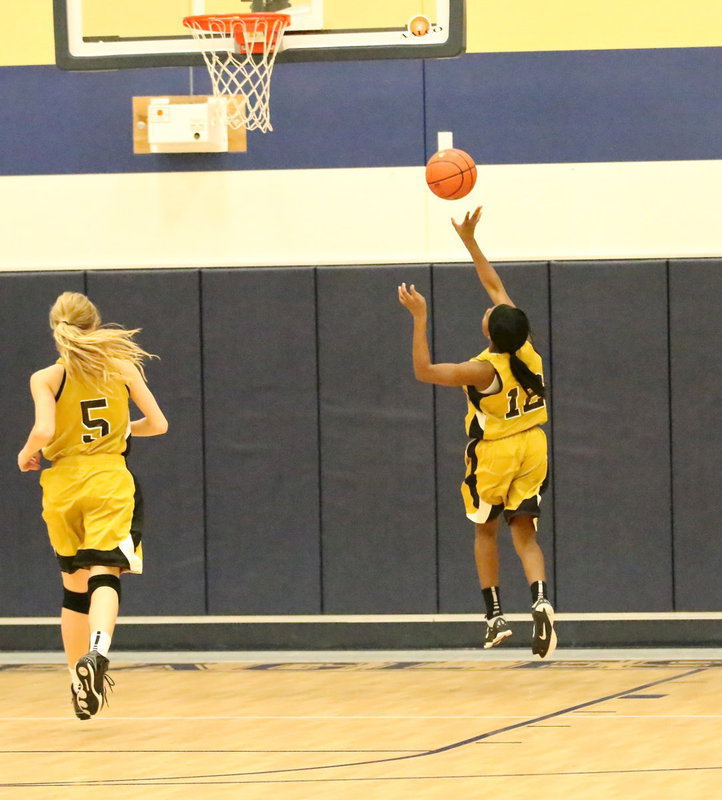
[
  {"xmin": 17, "ymin": 292, "xmax": 168, "ymax": 717},
  {"xmin": 398, "ymin": 207, "xmax": 556, "ymax": 659}
]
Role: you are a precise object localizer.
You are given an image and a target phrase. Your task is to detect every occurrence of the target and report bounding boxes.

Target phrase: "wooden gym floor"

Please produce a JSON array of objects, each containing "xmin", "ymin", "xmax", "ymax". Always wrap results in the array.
[{"xmin": 1, "ymin": 649, "xmax": 721, "ymax": 800}]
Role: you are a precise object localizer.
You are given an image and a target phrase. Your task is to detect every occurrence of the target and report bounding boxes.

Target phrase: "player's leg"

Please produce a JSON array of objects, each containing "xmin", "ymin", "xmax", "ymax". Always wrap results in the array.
[
  {"xmin": 508, "ymin": 515, "xmax": 555, "ymax": 658},
  {"xmin": 60, "ymin": 568, "xmax": 92, "ymax": 720},
  {"xmin": 508, "ymin": 514, "xmax": 545, "ymax": 585},
  {"xmin": 39, "ymin": 467, "xmax": 91, "ymax": 717},
  {"xmin": 74, "ymin": 460, "xmax": 141, "ymax": 717},
  {"xmin": 61, "ymin": 569, "xmax": 90, "ymax": 664},
  {"xmin": 74, "ymin": 565, "xmax": 121, "ymax": 718},
  {"xmin": 505, "ymin": 428, "xmax": 556, "ymax": 658},
  {"xmin": 462, "ymin": 439, "xmax": 513, "ymax": 648},
  {"xmin": 474, "ymin": 519, "xmax": 512, "ymax": 648}
]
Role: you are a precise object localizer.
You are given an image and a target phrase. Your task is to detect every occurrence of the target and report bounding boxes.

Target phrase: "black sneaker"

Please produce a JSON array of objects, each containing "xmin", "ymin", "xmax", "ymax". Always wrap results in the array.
[
  {"xmin": 75, "ymin": 652, "xmax": 113, "ymax": 717},
  {"xmin": 531, "ymin": 599, "xmax": 557, "ymax": 659},
  {"xmin": 484, "ymin": 615, "xmax": 512, "ymax": 649},
  {"xmin": 71, "ymin": 684, "xmax": 92, "ymax": 721}
]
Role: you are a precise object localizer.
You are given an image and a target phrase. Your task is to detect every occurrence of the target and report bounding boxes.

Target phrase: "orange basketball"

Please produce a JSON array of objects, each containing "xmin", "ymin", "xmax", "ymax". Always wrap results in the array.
[{"xmin": 425, "ymin": 148, "xmax": 477, "ymax": 200}]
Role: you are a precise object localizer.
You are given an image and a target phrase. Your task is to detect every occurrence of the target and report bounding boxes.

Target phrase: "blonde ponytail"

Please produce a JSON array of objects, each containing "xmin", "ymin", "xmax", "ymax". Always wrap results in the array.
[{"xmin": 49, "ymin": 292, "xmax": 155, "ymax": 384}]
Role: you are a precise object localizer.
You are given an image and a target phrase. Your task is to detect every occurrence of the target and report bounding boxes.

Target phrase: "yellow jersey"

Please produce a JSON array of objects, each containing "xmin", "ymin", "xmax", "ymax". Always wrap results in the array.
[
  {"xmin": 43, "ymin": 363, "xmax": 131, "ymax": 462},
  {"xmin": 463, "ymin": 340, "xmax": 547, "ymax": 441}
]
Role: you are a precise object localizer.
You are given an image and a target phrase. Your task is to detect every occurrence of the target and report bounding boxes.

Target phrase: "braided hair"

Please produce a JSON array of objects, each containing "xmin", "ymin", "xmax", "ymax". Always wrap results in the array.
[{"xmin": 488, "ymin": 304, "xmax": 545, "ymax": 399}]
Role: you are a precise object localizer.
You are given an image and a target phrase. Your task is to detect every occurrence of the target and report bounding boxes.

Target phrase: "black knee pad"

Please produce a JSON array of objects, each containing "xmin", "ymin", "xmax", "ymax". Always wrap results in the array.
[
  {"xmin": 87, "ymin": 574, "xmax": 122, "ymax": 604},
  {"xmin": 62, "ymin": 588, "xmax": 90, "ymax": 614}
]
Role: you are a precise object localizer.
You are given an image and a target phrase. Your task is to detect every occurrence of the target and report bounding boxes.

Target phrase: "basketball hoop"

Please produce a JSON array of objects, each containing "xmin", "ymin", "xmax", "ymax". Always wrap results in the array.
[{"xmin": 183, "ymin": 13, "xmax": 290, "ymax": 133}]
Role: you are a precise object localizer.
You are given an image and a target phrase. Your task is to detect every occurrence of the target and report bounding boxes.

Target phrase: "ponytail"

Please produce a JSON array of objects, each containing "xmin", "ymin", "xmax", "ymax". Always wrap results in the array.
[
  {"xmin": 508, "ymin": 352, "xmax": 546, "ymax": 399},
  {"xmin": 488, "ymin": 304, "xmax": 546, "ymax": 400},
  {"xmin": 49, "ymin": 292, "xmax": 155, "ymax": 385}
]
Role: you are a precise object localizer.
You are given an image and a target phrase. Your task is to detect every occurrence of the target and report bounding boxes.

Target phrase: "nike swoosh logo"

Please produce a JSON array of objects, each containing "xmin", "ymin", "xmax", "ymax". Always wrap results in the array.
[{"xmin": 538, "ymin": 629, "xmax": 547, "ymax": 641}]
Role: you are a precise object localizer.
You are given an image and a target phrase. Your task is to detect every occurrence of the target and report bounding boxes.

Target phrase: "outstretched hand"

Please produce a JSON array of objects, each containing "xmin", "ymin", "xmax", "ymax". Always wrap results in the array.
[
  {"xmin": 451, "ymin": 206, "xmax": 483, "ymax": 240},
  {"xmin": 398, "ymin": 282, "xmax": 427, "ymax": 318}
]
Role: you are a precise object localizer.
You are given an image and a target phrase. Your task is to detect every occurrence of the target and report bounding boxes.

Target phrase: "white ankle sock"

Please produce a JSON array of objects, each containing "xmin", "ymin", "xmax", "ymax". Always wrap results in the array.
[{"xmin": 89, "ymin": 631, "xmax": 112, "ymax": 658}]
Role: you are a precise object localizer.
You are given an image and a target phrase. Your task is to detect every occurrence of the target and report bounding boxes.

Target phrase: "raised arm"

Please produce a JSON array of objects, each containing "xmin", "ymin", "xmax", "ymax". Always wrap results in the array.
[
  {"xmin": 451, "ymin": 206, "xmax": 514, "ymax": 307},
  {"xmin": 397, "ymin": 283, "xmax": 496, "ymax": 388}
]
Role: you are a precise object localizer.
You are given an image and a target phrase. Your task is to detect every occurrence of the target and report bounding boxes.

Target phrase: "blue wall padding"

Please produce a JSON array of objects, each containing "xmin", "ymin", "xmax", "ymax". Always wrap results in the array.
[
  {"xmin": 316, "ymin": 265, "xmax": 437, "ymax": 613},
  {"xmin": 0, "ymin": 271, "xmax": 85, "ymax": 615},
  {"xmin": 2, "ymin": 260, "xmax": 719, "ymax": 615},
  {"xmin": 201, "ymin": 268, "xmax": 322, "ymax": 614},
  {"xmin": 0, "ymin": 60, "xmax": 424, "ymax": 175},
  {"xmin": 432, "ymin": 262, "xmax": 554, "ymax": 613},
  {"xmin": 669, "ymin": 259, "xmax": 722, "ymax": 610},
  {"xmin": 551, "ymin": 260, "xmax": 672, "ymax": 611},
  {"xmin": 85, "ymin": 270, "xmax": 206, "ymax": 614},
  {"xmin": 4, "ymin": 47, "xmax": 722, "ymax": 176},
  {"xmin": 424, "ymin": 48, "xmax": 722, "ymax": 164}
]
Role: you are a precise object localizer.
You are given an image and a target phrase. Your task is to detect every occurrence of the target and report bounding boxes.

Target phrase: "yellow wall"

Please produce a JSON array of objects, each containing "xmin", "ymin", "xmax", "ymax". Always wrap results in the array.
[
  {"xmin": 468, "ymin": 0, "xmax": 722, "ymax": 53},
  {"xmin": 2, "ymin": 0, "xmax": 54, "ymax": 66}
]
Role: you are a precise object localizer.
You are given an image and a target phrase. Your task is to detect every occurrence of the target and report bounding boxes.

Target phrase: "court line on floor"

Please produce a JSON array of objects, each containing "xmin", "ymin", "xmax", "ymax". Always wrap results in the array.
[
  {"xmin": 3, "ymin": 765, "xmax": 722, "ymax": 788},
  {"xmin": 0, "ymin": 666, "xmax": 707, "ymax": 788},
  {"xmin": 0, "ymin": 716, "xmax": 722, "ymax": 720}
]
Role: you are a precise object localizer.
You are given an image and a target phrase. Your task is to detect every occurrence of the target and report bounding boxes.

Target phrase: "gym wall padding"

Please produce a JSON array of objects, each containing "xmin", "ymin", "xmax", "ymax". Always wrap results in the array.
[
  {"xmin": 432, "ymin": 263, "xmax": 553, "ymax": 613},
  {"xmin": 85, "ymin": 270, "xmax": 206, "ymax": 614},
  {"xmin": 317, "ymin": 266, "xmax": 437, "ymax": 613},
  {"xmin": 669, "ymin": 259, "xmax": 722, "ymax": 611},
  {"xmin": 551, "ymin": 260, "xmax": 672, "ymax": 612},
  {"xmin": 0, "ymin": 271, "xmax": 85, "ymax": 616},
  {"xmin": 1, "ymin": 259, "xmax": 719, "ymax": 618},
  {"xmin": 201, "ymin": 268, "xmax": 322, "ymax": 614}
]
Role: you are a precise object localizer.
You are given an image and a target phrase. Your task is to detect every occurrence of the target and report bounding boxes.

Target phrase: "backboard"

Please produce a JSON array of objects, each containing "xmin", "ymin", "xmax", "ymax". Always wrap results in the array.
[{"xmin": 54, "ymin": 0, "xmax": 464, "ymax": 70}]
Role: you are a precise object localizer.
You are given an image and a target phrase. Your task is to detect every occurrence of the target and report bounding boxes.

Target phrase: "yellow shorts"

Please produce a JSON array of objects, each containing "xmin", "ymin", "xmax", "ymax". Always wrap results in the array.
[
  {"xmin": 39, "ymin": 454, "xmax": 143, "ymax": 574},
  {"xmin": 461, "ymin": 426, "xmax": 548, "ymax": 525}
]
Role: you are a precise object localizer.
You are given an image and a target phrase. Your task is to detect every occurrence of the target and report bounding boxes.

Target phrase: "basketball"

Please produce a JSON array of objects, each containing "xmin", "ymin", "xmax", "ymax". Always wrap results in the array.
[{"xmin": 425, "ymin": 148, "xmax": 477, "ymax": 200}]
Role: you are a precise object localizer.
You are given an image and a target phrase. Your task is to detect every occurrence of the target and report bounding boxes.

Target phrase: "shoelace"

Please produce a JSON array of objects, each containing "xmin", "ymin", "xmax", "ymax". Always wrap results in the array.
[{"xmin": 100, "ymin": 673, "xmax": 115, "ymax": 708}]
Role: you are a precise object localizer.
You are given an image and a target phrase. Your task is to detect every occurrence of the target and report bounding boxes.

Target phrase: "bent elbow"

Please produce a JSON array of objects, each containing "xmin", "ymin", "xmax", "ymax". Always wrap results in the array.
[{"xmin": 34, "ymin": 425, "xmax": 55, "ymax": 444}]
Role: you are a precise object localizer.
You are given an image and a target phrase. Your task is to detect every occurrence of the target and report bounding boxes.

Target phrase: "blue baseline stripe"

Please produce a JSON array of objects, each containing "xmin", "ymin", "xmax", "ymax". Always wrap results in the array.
[
  {"xmin": 425, "ymin": 47, "xmax": 722, "ymax": 164},
  {"xmin": 0, "ymin": 47, "xmax": 721, "ymax": 176}
]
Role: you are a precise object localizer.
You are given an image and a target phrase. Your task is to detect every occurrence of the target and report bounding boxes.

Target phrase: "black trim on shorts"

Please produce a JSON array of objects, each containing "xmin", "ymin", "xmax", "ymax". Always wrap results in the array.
[
  {"xmin": 503, "ymin": 469, "xmax": 549, "ymax": 524},
  {"xmin": 57, "ymin": 554, "xmax": 78, "ymax": 573},
  {"xmin": 128, "ymin": 470, "xmax": 144, "ymax": 549},
  {"xmin": 70, "ymin": 547, "xmax": 133, "ymax": 571},
  {"xmin": 504, "ymin": 497, "xmax": 541, "ymax": 524},
  {"xmin": 463, "ymin": 439, "xmax": 481, "ymax": 507}
]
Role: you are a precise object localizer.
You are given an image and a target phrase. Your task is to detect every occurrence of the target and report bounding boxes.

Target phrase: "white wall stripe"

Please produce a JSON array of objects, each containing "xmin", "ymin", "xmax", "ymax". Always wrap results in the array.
[{"xmin": 1, "ymin": 611, "xmax": 722, "ymax": 625}]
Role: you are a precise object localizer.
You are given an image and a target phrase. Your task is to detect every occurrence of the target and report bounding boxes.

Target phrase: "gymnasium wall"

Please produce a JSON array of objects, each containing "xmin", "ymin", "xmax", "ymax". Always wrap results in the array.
[
  {"xmin": 1, "ymin": 259, "xmax": 721, "ymax": 618},
  {"xmin": 1, "ymin": 2, "xmax": 721, "ymax": 268},
  {"xmin": 0, "ymin": 3, "xmax": 721, "ymax": 619}
]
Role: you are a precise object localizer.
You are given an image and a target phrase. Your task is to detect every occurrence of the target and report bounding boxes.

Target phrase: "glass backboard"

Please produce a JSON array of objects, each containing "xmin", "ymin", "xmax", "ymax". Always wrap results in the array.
[{"xmin": 54, "ymin": 0, "xmax": 464, "ymax": 70}]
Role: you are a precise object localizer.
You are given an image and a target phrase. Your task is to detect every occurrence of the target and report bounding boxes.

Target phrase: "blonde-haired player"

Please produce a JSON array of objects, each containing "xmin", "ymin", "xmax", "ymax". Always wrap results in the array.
[
  {"xmin": 17, "ymin": 292, "xmax": 168, "ymax": 717},
  {"xmin": 398, "ymin": 208, "xmax": 556, "ymax": 658}
]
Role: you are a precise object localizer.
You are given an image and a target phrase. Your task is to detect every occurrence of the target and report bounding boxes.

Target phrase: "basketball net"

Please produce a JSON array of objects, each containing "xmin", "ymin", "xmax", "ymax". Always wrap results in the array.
[{"xmin": 183, "ymin": 13, "xmax": 290, "ymax": 133}]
